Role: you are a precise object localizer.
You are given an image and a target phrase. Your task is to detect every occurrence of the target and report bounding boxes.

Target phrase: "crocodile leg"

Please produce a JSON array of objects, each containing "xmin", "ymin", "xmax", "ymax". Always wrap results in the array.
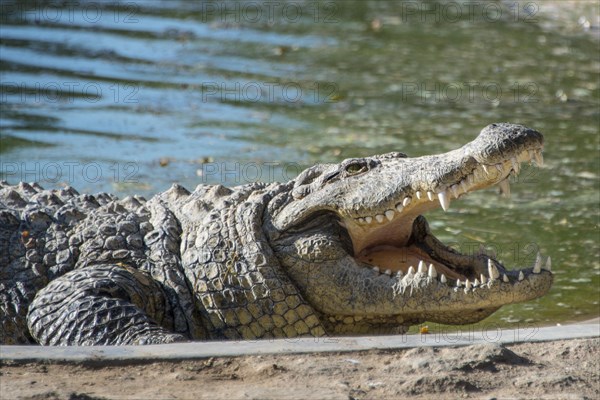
[{"xmin": 27, "ymin": 264, "xmax": 187, "ymax": 345}]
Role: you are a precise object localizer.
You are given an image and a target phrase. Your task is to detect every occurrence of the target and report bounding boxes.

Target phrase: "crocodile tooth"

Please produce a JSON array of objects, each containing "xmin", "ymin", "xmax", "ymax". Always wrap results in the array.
[
  {"xmin": 499, "ymin": 178, "xmax": 511, "ymax": 198},
  {"xmin": 456, "ymin": 279, "xmax": 462, "ymax": 287},
  {"xmin": 511, "ymin": 157, "xmax": 520, "ymax": 174},
  {"xmin": 428, "ymin": 263, "xmax": 437, "ymax": 278},
  {"xmin": 503, "ymin": 274, "xmax": 509, "ymax": 283},
  {"xmin": 372, "ymin": 266, "xmax": 380, "ymax": 273},
  {"xmin": 396, "ymin": 204, "xmax": 404, "ymax": 213},
  {"xmin": 519, "ymin": 150, "xmax": 530, "ymax": 162},
  {"xmin": 384, "ymin": 269, "xmax": 391, "ymax": 275},
  {"xmin": 518, "ymin": 271, "xmax": 524, "ymax": 281},
  {"xmin": 534, "ymin": 150, "xmax": 544, "ymax": 166},
  {"xmin": 479, "ymin": 244, "xmax": 486, "ymax": 256},
  {"xmin": 365, "ymin": 216, "xmax": 373, "ymax": 224},
  {"xmin": 533, "ymin": 251, "xmax": 542, "ymax": 274},
  {"xmin": 407, "ymin": 266, "xmax": 415, "ymax": 275},
  {"xmin": 450, "ymin": 185, "xmax": 459, "ymax": 198},
  {"xmin": 403, "ymin": 197, "xmax": 411, "ymax": 207},
  {"xmin": 473, "ymin": 279, "xmax": 480, "ymax": 287},
  {"xmin": 465, "ymin": 279, "xmax": 472, "ymax": 289},
  {"xmin": 427, "ymin": 191, "xmax": 434, "ymax": 201},
  {"xmin": 417, "ymin": 260, "xmax": 426, "ymax": 274},
  {"xmin": 416, "ymin": 191, "xmax": 422, "ymax": 199},
  {"xmin": 544, "ymin": 256, "xmax": 552, "ymax": 272},
  {"xmin": 440, "ymin": 274, "xmax": 447, "ymax": 283},
  {"xmin": 480, "ymin": 274, "xmax": 487, "ymax": 284},
  {"xmin": 375, "ymin": 214, "xmax": 385, "ymax": 223},
  {"xmin": 385, "ymin": 210, "xmax": 395, "ymax": 221},
  {"xmin": 487, "ymin": 259, "xmax": 500, "ymax": 280},
  {"xmin": 482, "ymin": 164, "xmax": 490, "ymax": 176},
  {"xmin": 357, "ymin": 217, "xmax": 366, "ymax": 224},
  {"xmin": 395, "ymin": 270, "xmax": 403, "ymax": 278},
  {"xmin": 338, "ymin": 220, "xmax": 347, "ymax": 228},
  {"xmin": 438, "ymin": 190, "xmax": 450, "ymax": 211},
  {"xmin": 460, "ymin": 181, "xmax": 469, "ymax": 193}
]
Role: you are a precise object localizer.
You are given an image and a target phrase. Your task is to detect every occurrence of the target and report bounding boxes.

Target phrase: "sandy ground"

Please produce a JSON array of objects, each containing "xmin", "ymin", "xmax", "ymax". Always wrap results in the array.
[{"xmin": 1, "ymin": 337, "xmax": 598, "ymax": 400}]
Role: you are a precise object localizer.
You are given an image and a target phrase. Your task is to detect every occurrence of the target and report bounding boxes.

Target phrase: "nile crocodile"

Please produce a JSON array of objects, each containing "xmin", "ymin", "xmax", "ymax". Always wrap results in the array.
[{"xmin": 0, "ymin": 123, "xmax": 553, "ymax": 345}]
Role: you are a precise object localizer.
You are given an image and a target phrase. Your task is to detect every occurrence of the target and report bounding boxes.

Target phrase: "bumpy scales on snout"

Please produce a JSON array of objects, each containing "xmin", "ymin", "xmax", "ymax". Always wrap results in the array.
[{"xmin": 0, "ymin": 123, "xmax": 552, "ymax": 345}]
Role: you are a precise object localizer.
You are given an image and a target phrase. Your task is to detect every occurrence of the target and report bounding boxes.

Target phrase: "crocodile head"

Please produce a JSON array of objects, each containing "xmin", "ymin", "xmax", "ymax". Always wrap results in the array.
[{"xmin": 266, "ymin": 123, "xmax": 553, "ymax": 335}]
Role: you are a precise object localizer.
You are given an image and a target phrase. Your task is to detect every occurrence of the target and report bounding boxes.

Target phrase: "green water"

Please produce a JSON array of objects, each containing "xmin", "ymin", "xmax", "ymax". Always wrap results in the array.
[{"xmin": 1, "ymin": 0, "xmax": 598, "ymax": 330}]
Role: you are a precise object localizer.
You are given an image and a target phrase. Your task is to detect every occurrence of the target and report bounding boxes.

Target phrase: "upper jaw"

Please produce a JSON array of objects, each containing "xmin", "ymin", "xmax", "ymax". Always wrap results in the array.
[
  {"xmin": 341, "ymin": 139, "xmax": 544, "ymax": 256},
  {"xmin": 272, "ymin": 123, "xmax": 544, "ymax": 235}
]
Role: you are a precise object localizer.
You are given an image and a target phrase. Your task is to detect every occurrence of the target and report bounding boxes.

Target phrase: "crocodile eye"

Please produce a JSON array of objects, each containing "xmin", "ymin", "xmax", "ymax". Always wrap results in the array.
[{"xmin": 345, "ymin": 162, "xmax": 367, "ymax": 175}]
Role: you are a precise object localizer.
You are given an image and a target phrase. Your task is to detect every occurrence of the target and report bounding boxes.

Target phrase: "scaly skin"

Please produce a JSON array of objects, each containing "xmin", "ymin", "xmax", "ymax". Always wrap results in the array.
[{"xmin": 0, "ymin": 123, "xmax": 553, "ymax": 345}]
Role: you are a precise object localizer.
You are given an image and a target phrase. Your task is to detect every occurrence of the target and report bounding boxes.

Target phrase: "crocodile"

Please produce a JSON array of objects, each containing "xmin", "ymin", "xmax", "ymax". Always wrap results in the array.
[{"xmin": 0, "ymin": 123, "xmax": 553, "ymax": 346}]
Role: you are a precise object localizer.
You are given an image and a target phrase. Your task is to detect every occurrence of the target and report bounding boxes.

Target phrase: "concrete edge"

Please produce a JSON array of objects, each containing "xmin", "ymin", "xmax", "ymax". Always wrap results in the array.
[{"xmin": 1, "ymin": 323, "xmax": 598, "ymax": 364}]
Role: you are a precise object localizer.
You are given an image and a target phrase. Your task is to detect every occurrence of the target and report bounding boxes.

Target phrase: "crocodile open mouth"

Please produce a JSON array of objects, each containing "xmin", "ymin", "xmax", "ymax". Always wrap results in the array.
[{"xmin": 341, "ymin": 147, "xmax": 551, "ymax": 287}]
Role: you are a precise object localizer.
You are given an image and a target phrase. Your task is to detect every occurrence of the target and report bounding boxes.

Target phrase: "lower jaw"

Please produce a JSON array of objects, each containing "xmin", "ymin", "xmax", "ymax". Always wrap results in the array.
[
  {"xmin": 319, "ymin": 313, "xmax": 411, "ymax": 335},
  {"xmin": 356, "ymin": 244, "xmax": 468, "ymax": 280},
  {"xmin": 321, "ymin": 306, "xmax": 502, "ymax": 334},
  {"xmin": 353, "ymin": 215, "xmax": 479, "ymax": 281}
]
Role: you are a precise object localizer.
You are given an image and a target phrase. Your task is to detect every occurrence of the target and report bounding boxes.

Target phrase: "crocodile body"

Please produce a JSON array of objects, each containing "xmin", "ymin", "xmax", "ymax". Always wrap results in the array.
[{"xmin": 0, "ymin": 123, "xmax": 553, "ymax": 345}]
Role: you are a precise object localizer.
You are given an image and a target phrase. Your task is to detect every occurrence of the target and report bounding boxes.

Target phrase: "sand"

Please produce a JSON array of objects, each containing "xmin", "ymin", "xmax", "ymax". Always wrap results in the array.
[{"xmin": 2, "ymin": 337, "xmax": 598, "ymax": 400}]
